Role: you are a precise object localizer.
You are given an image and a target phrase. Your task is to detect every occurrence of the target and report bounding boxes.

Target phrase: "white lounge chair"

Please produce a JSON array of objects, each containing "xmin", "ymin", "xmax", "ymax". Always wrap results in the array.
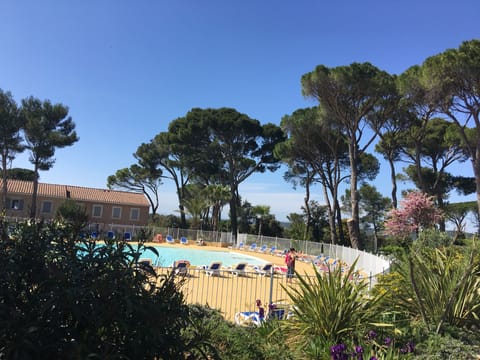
[
  {"xmin": 248, "ymin": 243, "xmax": 257, "ymax": 251},
  {"xmin": 257, "ymin": 244, "xmax": 267, "ymax": 253},
  {"xmin": 173, "ymin": 260, "xmax": 190, "ymax": 276},
  {"xmin": 234, "ymin": 311, "xmax": 264, "ymax": 327},
  {"xmin": 228, "ymin": 262, "xmax": 248, "ymax": 276},
  {"xmin": 203, "ymin": 261, "xmax": 222, "ymax": 277},
  {"xmin": 254, "ymin": 263, "xmax": 273, "ymax": 276},
  {"xmin": 165, "ymin": 235, "xmax": 175, "ymax": 244},
  {"xmin": 180, "ymin": 236, "xmax": 188, "ymax": 245}
]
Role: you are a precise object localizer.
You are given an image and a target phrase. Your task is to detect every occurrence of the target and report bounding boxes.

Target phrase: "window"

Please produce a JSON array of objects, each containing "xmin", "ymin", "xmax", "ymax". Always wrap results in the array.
[
  {"xmin": 41, "ymin": 201, "xmax": 52, "ymax": 214},
  {"xmin": 10, "ymin": 199, "xmax": 23, "ymax": 210},
  {"xmin": 112, "ymin": 207, "xmax": 122, "ymax": 219},
  {"xmin": 92, "ymin": 205, "xmax": 102, "ymax": 218},
  {"xmin": 130, "ymin": 208, "xmax": 140, "ymax": 221}
]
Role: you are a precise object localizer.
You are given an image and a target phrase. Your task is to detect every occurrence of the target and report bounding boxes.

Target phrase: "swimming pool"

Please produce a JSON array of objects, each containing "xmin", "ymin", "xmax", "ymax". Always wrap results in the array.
[{"xmin": 141, "ymin": 246, "xmax": 269, "ymax": 267}]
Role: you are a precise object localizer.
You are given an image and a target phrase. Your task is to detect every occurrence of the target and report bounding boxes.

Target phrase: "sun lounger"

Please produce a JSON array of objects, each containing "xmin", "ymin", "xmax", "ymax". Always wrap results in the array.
[
  {"xmin": 254, "ymin": 263, "xmax": 273, "ymax": 276},
  {"xmin": 248, "ymin": 243, "xmax": 257, "ymax": 251},
  {"xmin": 234, "ymin": 311, "xmax": 264, "ymax": 327},
  {"xmin": 165, "ymin": 235, "xmax": 175, "ymax": 244},
  {"xmin": 180, "ymin": 236, "xmax": 188, "ymax": 245},
  {"xmin": 257, "ymin": 244, "xmax": 267, "ymax": 253},
  {"xmin": 203, "ymin": 261, "xmax": 222, "ymax": 277},
  {"xmin": 228, "ymin": 262, "xmax": 248, "ymax": 276},
  {"xmin": 173, "ymin": 259, "xmax": 190, "ymax": 276}
]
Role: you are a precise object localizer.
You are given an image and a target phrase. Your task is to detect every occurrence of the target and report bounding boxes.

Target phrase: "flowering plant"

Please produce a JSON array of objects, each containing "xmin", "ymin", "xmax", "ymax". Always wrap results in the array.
[
  {"xmin": 384, "ymin": 191, "xmax": 442, "ymax": 238},
  {"xmin": 330, "ymin": 330, "xmax": 415, "ymax": 360}
]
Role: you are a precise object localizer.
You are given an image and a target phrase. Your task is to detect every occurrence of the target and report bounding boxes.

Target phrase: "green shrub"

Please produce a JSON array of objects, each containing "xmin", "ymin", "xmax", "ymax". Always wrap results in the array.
[
  {"xmin": 0, "ymin": 218, "xmax": 192, "ymax": 359},
  {"xmin": 281, "ymin": 259, "xmax": 391, "ymax": 359},
  {"xmin": 182, "ymin": 305, "xmax": 293, "ymax": 360}
]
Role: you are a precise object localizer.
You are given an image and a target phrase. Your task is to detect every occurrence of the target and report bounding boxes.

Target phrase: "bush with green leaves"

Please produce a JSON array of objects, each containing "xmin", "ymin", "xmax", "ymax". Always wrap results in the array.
[
  {"xmin": 0, "ymin": 218, "xmax": 194, "ymax": 359},
  {"xmin": 380, "ymin": 242, "xmax": 480, "ymax": 333},
  {"xmin": 413, "ymin": 331, "xmax": 479, "ymax": 359},
  {"xmin": 280, "ymin": 260, "xmax": 393, "ymax": 359},
  {"xmin": 182, "ymin": 305, "xmax": 293, "ymax": 360}
]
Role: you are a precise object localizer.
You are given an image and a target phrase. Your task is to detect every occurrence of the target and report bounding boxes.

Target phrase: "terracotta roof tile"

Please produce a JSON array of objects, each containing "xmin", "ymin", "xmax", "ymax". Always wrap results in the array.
[{"xmin": 2, "ymin": 179, "xmax": 149, "ymax": 207}]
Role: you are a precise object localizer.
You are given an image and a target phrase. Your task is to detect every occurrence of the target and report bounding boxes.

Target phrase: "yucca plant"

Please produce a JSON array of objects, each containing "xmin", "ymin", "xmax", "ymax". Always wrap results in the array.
[
  {"xmin": 281, "ymin": 259, "xmax": 390, "ymax": 359},
  {"xmin": 389, "ymin": 242, "xmax": 480, "ymax": 334}
]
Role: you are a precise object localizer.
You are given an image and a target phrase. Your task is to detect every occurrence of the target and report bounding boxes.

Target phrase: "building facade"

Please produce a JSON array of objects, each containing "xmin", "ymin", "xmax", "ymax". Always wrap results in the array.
[{"xmin": 2, "ymin": 179, "xmax": 150, "ymax": 232}]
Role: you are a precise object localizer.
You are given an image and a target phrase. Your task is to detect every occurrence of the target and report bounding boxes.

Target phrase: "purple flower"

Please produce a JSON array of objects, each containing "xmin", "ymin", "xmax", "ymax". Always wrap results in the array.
[
  {"xmin": 352, "ymin": 345, "xmax": 364, "ymax": 360},
  {"xmin": 406, "ymin": 341, "xmax": 415, "ymax": 353},
  {"xmin": 400, "ymin": 341, "xmax": 415, "ymax": 354},
  {"xmin": 367, "ymin": 330, "xmax": 377, "ymax": 340},
  {"xmin": 330, "ymin": 343, "xmax": 348, "ymax": 360},
  {"xmin": 369, "ymin": 357, "xmax": 378, "ymax": 360},
  {"xmin": 384, "ymin": 337, "xmax": 392, "ymax": 346}
]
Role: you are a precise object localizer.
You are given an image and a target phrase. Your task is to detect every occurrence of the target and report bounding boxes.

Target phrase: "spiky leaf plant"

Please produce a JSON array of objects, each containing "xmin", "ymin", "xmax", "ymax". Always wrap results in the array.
[{"xmin": 281, "ymin": 259, "xmax": 389, "ymax": 359}]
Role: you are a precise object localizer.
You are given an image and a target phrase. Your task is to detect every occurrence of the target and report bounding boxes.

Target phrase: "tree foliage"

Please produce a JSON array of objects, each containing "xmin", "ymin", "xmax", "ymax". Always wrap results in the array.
[
  {"xmin": 169, "ymin": 108, "xmax": 285, "ymax": 241},
  {"xmin": 0, "ymin": 89, "xmax": 24, "ymax": 211},
  {"xmin": 276, "ymin": 107, "xmax": 349, "ymax": 244},
  {"xmin": 419, "ymin": 39, "xmax": 480, "ymax": 221},
  {"xmin": 21, "ymin": 97, "xmax": 79, "ymax": 218},
  {"xmin": 384, "ymin": 191, "xmax": 443, "ymax": 238},
  {"xmin": 107, "ymin": 164, "xmax": 162, "ymax": 218},
  {"xmin": 302, "ymin": 62, "xmax": 397, "ymax": 249}
]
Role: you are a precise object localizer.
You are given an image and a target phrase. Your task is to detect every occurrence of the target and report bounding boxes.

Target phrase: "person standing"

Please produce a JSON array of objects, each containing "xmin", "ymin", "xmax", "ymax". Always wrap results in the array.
[{"xmin": 285, "ymin": 247, "xmax": 296, "ymax": 283}]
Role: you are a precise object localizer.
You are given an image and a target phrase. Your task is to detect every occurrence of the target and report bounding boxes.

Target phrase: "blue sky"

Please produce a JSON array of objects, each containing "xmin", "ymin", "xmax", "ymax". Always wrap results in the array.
[{"xmin": 1, "ymin": 1, "xmax": 479, "ymax": 224}]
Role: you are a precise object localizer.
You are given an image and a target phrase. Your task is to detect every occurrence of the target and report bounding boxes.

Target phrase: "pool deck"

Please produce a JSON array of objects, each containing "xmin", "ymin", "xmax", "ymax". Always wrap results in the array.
[{"xmin": 145, "ymin": 241, "xmax": 320, "ymax": 322}]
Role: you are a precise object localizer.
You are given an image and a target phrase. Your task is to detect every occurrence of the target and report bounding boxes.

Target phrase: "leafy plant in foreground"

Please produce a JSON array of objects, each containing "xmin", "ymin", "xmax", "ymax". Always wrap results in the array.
[{"xmin": 281, "ymin": 259, "xmax": 390, "ymax": 359}]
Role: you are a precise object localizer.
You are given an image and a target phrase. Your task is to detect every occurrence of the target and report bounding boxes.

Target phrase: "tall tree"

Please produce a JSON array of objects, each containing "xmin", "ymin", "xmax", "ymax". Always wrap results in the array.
[
  {"xmin": 302, "ymin": 63, "xmax": 396, "ymax": 248},
  {"xmin": 203, "ymin": 184, "xmax": 230, "ymax": 231},
  {"xmin": 276, "ymin": 107, "xmax": 350, "ymax": 244},
  {"xmin": 170, "ymin": 108, "xmax": 284, "ymax": 243},
  {"xmin": 419, "ymin": 40, "xmax": 480, "ymax": 219},
  {"xmin": 372, "ymin": 99, "xmax": 411, "ymax": 209},
  {"xmin": 400, "ymin": 118, "xmax": 469, "ymax": 230},
  {"xmin": 444, "ymin": 201, "xmax": 477, "ymax": 242},
  {"xmin": 396, "ymin": 65, "xmax": 438, "ymax": 193},
  {"xmin": 252, "ymin": 205, "xmax": 270, "ymax": 239},
  {"xmin": 107, "ymin": 164, "xmax": 162, "ymax": 219},
  {"xmin": 182, "ymin": 184, "xmax": 209, "ymax": 229},
  {"xmin": 139, "ymin": 131, "xmax": 192, "ymax": 228},
  {"xmin": 21, "ymin": 97, "xmax": 78, "ymax": 219},
  {"xmin": 0, "ymin": 89, "xmax": 24, "ymax": 211},
  {"xmin": 358, "ymin": 184, "xmax": 391, "ymax": 252}
]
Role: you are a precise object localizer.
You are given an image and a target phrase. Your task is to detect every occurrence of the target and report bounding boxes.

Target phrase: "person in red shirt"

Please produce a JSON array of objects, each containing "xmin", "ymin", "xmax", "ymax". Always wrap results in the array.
[{"xmin": 285, "ymin": 247, "xmax": 296, "ymax": 283}]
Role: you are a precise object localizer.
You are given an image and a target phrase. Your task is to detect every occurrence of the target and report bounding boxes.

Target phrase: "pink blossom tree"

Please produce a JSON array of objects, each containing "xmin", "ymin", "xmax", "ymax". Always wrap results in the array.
[{"xmin": 384, "ymin": 191, "xmax": 443, "ymax": 238}]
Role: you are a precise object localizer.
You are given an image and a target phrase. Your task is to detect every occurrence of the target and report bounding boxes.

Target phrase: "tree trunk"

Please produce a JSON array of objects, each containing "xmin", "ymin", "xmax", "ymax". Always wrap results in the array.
[
  {"xmin": 348, "ymin": 143, "xmax": 360, "ymax": 249},
  {"xmin": 437, "ymin": 195, "xmax": 446, "ymax": 232},
  {"xmin": 414, "ymin": 142, "xmax": 426, "ymax": 193},
  {"xmin": 388, "ymin": 156, "xmax": 398, "ymax": 209},
  {"xmin": 322, "ymin": 184, "xmax": 336, "ymax": 244},
  {"xmin": 303, "ymin": 179, "xmax": 311, "ymax": 241},
  {"xmin": 229, "ymin": 186, "xmax": 238, "ymax": 244},
  {"xmin": 1, "ymin": 153, "xmax": 7, "ymax": 211},
  {"xmin": 475, "ymin": 157, "xmax": 480, "ymax": 230},
  {"xmin": 30, "ymin": 167, "xmax": 39, "ymax": 219},
  {"xmin": 335, "ymin": 198, "xmax": 345, "ymax": 245}
]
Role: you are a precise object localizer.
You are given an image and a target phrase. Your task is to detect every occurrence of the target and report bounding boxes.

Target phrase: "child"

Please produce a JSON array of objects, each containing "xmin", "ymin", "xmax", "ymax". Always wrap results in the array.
[{"xmin": 256, "ymin": 299, "xmax": 265, "ymax": 321}]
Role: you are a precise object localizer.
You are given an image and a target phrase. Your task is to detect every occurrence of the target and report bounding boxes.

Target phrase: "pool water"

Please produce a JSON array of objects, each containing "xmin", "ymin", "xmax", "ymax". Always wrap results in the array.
[{"xmin": 141, "ymin": 246, "xmax": 269, "ymax": 267}]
